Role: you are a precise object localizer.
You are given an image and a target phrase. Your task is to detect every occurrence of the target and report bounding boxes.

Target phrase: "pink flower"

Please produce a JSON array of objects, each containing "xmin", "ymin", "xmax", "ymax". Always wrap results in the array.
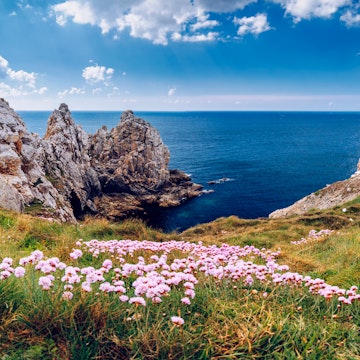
[
  {"xmin": 99, "ymin": 282, "xmax": 115, "ymax": 292},
  {"xmin": 171, "ymin": 316, "xmax": 184, "ymax": 326},
  {"xmin": 129, "ymin": 296, "xmax": 146, "ymax": 307},
  {"xmin": 38, "ymin": 275, "xmax": 54, "ymax": 290},
  {"xmin": 69, "ymin": 249, "xmax": 83, "ymax": 260},
  {"xmin": 152, "ymin": 296, "xmax": 162, "ymax": 303},
  {"xmin": 181, "ymin": 297, "xmax": 191, "ymax": 305},
  {"xmin": 102, "ymin": 259, "xmax": 113, "ymax": 270},
  {"xmin": 119, "ymin": 295, "xmax": 129, "ymax": 302},
  {"xmin": 81, "ymin": 282, "xmax": 92, "ymax": 292},
  {"xmin": 62, "ymin": 291, "xmax": 74, "ymax": 300},
  {"xmin": 184, "ymin": 289, "xmax": 195, "ymax": 299},
  {"xmin": 0, "ymin": 270, "xmax": 11, "ymax": 280},
  {"xmin": 14, "ymin": 267, "xmax": 25, "ymax": 278}
]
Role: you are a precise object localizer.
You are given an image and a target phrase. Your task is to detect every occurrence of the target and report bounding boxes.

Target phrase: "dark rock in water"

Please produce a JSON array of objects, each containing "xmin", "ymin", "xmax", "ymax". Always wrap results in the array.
[
  {"xmin": 0, "ymin": 98, "xmax": 202, "ymax": 222},
  {"xmin": 90, "ymin": 110, "xmax": 170, "ymax": 195}
]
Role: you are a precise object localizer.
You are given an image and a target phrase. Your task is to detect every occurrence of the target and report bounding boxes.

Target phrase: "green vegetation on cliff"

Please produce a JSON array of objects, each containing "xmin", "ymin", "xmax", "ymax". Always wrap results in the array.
[{"xmin": 0, "ymin": 200, "xmax": 359, "ymax": 359}]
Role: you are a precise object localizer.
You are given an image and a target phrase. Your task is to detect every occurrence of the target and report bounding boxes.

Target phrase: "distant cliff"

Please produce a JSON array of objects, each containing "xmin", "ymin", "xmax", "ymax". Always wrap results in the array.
[
  {"xmin": 269, "ymin": 164, "xmax": 360, "ymax": 218},
  {"xmin": 0, "ymin": 98, "xmax": 202, "ymax": 221}
]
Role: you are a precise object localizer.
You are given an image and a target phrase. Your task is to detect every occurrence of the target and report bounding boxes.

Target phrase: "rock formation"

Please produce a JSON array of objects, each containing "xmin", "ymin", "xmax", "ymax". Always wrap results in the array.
[
  {"xmin": 89, "ymin": 110, "xmax": 202, "ymax": 220},
  {"xmin": 40, "ymin": 103, "xmax": 101, "ymax": 217},
  {"xmin": 0, "ymin": 98, "xmax": 202, "ymax": 222},
  {"xmin": 0, "ymin": 98, "xmax": 75, "ymax": 221},
  {"xmin": 269, "ymin": 166, "xmax": 360, "ymax": 218}
]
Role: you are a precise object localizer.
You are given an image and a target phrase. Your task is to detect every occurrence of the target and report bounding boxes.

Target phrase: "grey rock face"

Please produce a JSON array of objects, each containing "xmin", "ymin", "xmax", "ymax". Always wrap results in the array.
[
  {"xmin": 41, "ymin": 103, "xmax": 101, "ymax": 217},
  {"xmin": 0, "ymin": 98, "xmax": 75, "ymax": 221},
  {"xmin": 0, "ymin": 99, "xmax": 202, "ymax": 221},
  {"xmin": 89, "ymin": 110, "xmax": 202, "ymax": 219},
  {"xmin": 90, "ymin": 110, "xmax": 170, "ymax": 194}
]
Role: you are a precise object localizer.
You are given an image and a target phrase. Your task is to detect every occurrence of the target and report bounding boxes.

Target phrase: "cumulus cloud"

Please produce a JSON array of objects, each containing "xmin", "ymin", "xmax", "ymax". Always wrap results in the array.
[
  {"xmin": 168, "ymin": 88, "xmax": 176, "ymax": 96},
  {"xmin": 0, "ymin": 54, "xmax": 44, "ymax": 97},
  {"xmin": 51, "ymin": 0, "xmax": 257, "ymax": 45},
  {"xmin": 53, "ymin": 1, "xmax": 97, "ymax": 27},
  {"xmin": 82, "ymin": 65, "xmax": 114, "ymax": 84},
  {"xmin": 7, "ymin": 69, "xmax": 36, "ymax": 88},
  {"xmin": 272, "ymin": 0, "xmax": 350, "ymax": 22},
  {"xmin": 341, "ymin": 9, "xmax": 360, "ymax": 26},
  {"xmin": 190, "ymin": 11, "xmax": 219, "ymax": 31},
  {"xmin": 0, "ymin": 56, "xmax": 9, "ymax": 72},
  {"xmin": 195, "ymin": 0, "xmax": 256, "ymax": 12},
  {"xmin": 51, "ymin": 0, "xmax": 356, "ymax": 44},
  {"xmin": 0, "ymin": 82, "xmax": 22, "ymax": 97},
  {"xmin": 35, "ymin": 87, "xmax": 48, "ymax": 95},
  {"xmin": 92, "ymin": 87, "xmax": 103, "ymax": 95},
  {"xmin": 58, "ymin": 87, "xmax": 85, "ymax": 98},
  {"xmin": 172, "ymin": 31, "xmax": 218, "ymax": 42},
  {"xmin": 234, "ymin": 14, "xmax": 272, "ymax": 36}
]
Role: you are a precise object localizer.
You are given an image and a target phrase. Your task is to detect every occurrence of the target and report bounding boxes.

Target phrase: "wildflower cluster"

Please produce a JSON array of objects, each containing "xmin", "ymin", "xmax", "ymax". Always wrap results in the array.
[
  {"xmin": 291, "ymin": 229, "xmax": 333, "ymax": 245},
  {"xmin": 1, "ymin": 238, "xmax": 359, "ymax": 325}
]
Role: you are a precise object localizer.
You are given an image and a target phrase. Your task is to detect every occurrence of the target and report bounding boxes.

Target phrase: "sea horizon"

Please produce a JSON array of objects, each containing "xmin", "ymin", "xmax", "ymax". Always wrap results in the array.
[{"xmin": 19, "ymin": 110, "xmax": 360, "ymax": 232}]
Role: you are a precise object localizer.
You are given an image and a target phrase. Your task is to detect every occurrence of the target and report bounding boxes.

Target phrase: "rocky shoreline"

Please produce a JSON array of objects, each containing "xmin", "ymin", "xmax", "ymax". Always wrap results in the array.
[
  {"xmin": 0, "ymin": 98, "xmax": 203, "ymax": 222},
  {"xmin": 269, "ymin": 163, "xmax": 360, "ymax": 218}
]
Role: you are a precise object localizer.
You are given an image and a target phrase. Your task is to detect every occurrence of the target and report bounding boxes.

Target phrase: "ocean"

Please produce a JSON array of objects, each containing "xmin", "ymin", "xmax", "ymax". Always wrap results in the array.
[{"xmin": 19, "ymin": 110, "xmax": 360, "ymax": 232}]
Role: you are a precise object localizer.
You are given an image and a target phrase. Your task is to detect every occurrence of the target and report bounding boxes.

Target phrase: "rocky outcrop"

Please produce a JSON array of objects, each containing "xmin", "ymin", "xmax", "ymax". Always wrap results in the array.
[
  {"xmin": 0, "ymin": 98, "xmax": 75, "ymax": 221},
  {"xmin": 40, "ymin": 103, "xmax": 101, "ymax": 217},
  {"xmin": 90, "ymin": 110, "xmax": 170, "ymax": 194},
  {"xmin": 269, "ymin": 167, "xmax": 360, "ymax": 218},
  {"xmin": 89, "ymin": 110, "xmax": 202, "ymax": 219},
  {"xmin": 0, "ymin": 98, "xmax": 202, "ymax": 221}
]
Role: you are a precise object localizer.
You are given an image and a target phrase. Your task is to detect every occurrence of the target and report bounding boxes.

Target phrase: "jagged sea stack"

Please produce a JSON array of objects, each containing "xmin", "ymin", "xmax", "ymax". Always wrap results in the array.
[{"xmin": 0, "ymin": 99, "xmax": 202, "ymax": 221}]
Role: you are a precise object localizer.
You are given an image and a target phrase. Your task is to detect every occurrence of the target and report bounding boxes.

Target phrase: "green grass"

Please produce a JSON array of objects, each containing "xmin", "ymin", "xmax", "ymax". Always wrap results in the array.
[{"xmin": 0, "ymin": 204, "xmax": 359, "ymax": 359}]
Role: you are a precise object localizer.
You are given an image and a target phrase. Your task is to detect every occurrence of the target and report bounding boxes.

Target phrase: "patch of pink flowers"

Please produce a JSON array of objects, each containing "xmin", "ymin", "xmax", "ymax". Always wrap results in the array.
[
  {"xmin": 291, "ymin": 229, "xmax": 334, "ymax": 245},
  {"xmin": 0, "ymin": 237, "xmax": 359, "ymax": 326}
]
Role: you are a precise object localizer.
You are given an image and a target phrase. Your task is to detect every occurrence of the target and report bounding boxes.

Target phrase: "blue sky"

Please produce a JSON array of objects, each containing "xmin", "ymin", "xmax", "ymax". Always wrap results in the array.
[{"xmin": 1, "ymin": 0, "xmax": 360, "ymax": 111}]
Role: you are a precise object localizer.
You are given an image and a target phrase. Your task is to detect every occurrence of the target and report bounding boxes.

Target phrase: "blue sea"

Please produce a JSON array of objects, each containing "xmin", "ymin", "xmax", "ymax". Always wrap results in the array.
[{"xmin": 19, "ymin": 110, "xmax": 360, "ymax": 232}]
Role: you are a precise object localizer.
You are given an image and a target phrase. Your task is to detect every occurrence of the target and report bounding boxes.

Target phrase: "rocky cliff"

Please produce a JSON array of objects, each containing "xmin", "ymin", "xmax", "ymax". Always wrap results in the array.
[
  {"xmin": 0, "ymin": 98, "xmax": 202, "ymax": 221},
  {"xmin": 269, "ymin": 164, "xmax": 360, "ymax": 218}
]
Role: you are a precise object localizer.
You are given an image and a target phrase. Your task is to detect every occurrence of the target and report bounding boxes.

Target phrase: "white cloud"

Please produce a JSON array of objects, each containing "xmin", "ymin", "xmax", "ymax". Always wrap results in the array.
[
  {"xmin": 191, "ymin": 12, "xmax": 219, "ymax": 31},
  {"xmin": 53, "ymin": 1, "xmax": 97, "ymax": 26},
  {"xmin": 51, "ymin": 0, "xmax": 257, "ymax": 45},
  {"xmin": 0, "ymin": 82, "xmax": 22, "ymax": 97},
  {"xmin": 58, "ymin": 87, "xmax": 85, "ymax": 98},
  {"xmin": 92, "ymin": 87, "xmax": 103, "ymax": 95},
  {"xmin": 168, "ymin": 88, "xmax": 176, "ymax": 96},
  {"xmin": 82, "ymin": 65, "xmax": 114, "ymax": 84},
  {"xmin": 50, "ymin": 0, "xmax": 354, "ymax": 44},
  {"xmin": 7, "ymin": 69, "xmax": 36, "ymax": 88},
  {"xmin": 0, "ymin": 56, "xmax": 9, "ymax": 71},
  {"xmin": 173, "ymin": 32, "xmax": 219, "ymax": 42},
  {"xmin": 0, "ymin": 54, "xmax": 45, "ymax": 97},
  {"xmin": 341, "ymin": 9, "xmax": 360, "ymax": 26},
  {"xmin": 36, "ymin": 87, "xmax": 48, "ymax": 95},
  {"xmin": 234, "ymin": 14, "xmax": 272, "ymax": 36},
  {"xmin": 272, "ymin": 0, "xmax": 350, "ymax": 22},
  {"xmin": 195, "ymin": 0, "xmax": 256, "ymax": 12}
]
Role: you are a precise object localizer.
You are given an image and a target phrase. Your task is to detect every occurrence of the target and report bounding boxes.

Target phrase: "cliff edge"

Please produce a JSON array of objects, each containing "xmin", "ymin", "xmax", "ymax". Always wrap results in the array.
[
  {"xmin": 0, "ymin": 98, "xmax": 202, "ymax": 221},
  {"xmin": 269, "ymin": 163, "xmax": 360, "ymax": 218}
]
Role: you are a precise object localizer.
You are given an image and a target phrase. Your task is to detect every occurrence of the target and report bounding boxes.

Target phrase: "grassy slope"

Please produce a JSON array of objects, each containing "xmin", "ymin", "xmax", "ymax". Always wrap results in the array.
[{"xmin": 0, "ymin": 199, "xmax": 359, "ymax": 359}]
